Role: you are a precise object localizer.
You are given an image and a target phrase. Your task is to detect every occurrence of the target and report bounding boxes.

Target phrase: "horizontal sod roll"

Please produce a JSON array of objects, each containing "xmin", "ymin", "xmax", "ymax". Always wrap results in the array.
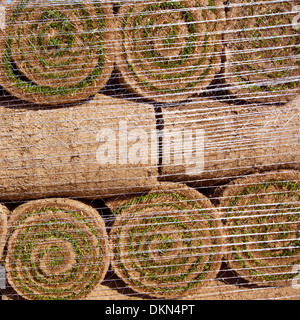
[
  {"xmin": 217, "ymin": 170, "xmax": 300, "ymax": 287},
  {"xmin": 5, "ymin": 198, "xmax": 111, "ymax": 300},
  {"xmin": 224, "ymin": 0, "xmax": 300, "ymax": 104},
  {"xmin": 0, "ymin": 94, "xmax": 158, "ymax": 201},
  {"xmin": 106, "ymin": 182, "xmax": 224, "ymax": 299},
  {"xmin": 160, "ymin": 97, "xmax": 300, "ymax": 186},
  {"xmin": 0, "ymin": 0, "xmax": 114, "ymax": 105},
  {"xmin": 115, "ymin": 0, "xmax": 225, "ymax": 103},
  {"xmin": 0, "ymin": 203, "xmax": 9, "ymax": 262}
]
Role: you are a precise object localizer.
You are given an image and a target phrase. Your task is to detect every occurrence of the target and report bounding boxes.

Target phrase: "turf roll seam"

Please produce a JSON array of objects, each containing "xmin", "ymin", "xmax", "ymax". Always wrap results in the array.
[{"xmin": 115, "ymin": 0, "xmax": 225, "ymax": 103}]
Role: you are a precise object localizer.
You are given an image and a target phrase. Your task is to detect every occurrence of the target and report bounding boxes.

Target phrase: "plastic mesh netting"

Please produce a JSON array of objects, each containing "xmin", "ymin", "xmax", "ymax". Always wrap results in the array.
[{"xmin": 0, "ymin": 0, "xmax": 299, "ymax": 301}]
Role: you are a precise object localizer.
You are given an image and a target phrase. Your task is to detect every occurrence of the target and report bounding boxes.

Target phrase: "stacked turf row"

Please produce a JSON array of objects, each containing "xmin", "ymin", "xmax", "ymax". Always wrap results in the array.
[
  {"xmin": 0, "ymin": 0, "xmax": 114, "ymax": 105},
  {"xmin": 107, "ymin": 183, "xmax": 224, "ymax": 299},
  {"xmin": 4, "ymin": 198, "xmax": 110, "ymax": 300},
  {"xmin": 224, "ymin": 0, "xmax": 300, "ymax": 103},
  {"xmin": 113, "ymin": 0, "xmax": 225, "ymax": 102},
  {"xmin": 1, "ymin": 0, "xmax": 299, "ymax": 105},
  {"xmin": 218, "ymin": 170, "xmax": 300, "ymax": 287},
  {"xmin": 2, "ymin": 172, "xmax": 300, "ymax": 299}
]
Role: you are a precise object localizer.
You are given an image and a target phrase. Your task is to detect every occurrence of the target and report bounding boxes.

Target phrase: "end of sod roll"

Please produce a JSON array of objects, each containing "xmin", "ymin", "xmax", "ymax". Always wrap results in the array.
[
  {"xmin": 0, "ymin": 203, "xmax": 9, "ymax": 262},
  {"xmin": 5, "ymin": 198, "xmax": 111, "ymax": 300},
  {"xmin": 106, "ymin": 182, "xmax": 224, "ymax": 299},
  {"xmin": 218, "ymin": 170, "xmax": 300, "ymax": 287},
  {"xmin": 0, "ymin": 0, "xmax": 114, "ymax": 105},
  {"xmin": 224, "ymin": 0, "xmax": 300, "ymax": 104}
]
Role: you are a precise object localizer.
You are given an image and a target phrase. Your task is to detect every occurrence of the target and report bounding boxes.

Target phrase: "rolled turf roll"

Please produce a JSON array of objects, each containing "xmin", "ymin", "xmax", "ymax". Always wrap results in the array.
[
  {"xmin": 0, "ymin": 94, "xmax": 158, "ymax": 201},
  {"xmin": 218, "ymin": 170, "xmax": 300, "ymax": 287},
  {"xmin": 115, "ymin": 0, "xmax": 225, "ymax": 103},
  {"xmin": 224, "ymin": 0, "xmax": 300, "ymax": 104},
  {"xmin": 107, "ymin": 182, "xmax": 224, "ymax": 299},
  {"xmin": 160, "ymin": 97, "xmax": 300, "ymax": 186},
  {"xmin": 0, "ymin": 203, "xmax": 9, "ymax": 261},
  {"xmin": 5, "ymin": 198, "xmax": 111, "ymax": 300},
  {"xmin": 0, "ymin": 0, "xmax": 114, "ymax": 105}
]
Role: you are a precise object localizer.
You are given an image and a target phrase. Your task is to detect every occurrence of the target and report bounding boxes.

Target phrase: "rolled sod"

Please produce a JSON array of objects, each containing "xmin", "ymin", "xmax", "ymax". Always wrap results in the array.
[
  {"xmin": 115, "ymin": 0, "xmax": 225, "ymax": 103},
  {"xmin": 0, "ymin": 0, "xmax": 114, "ymax": 105},
  {"xmin": 5, "ymin": 198, "xmax": 111, "ymax": 300},
  {"xmin": 218, "ymin": 170, "xmax": 300, "ymax": 287},
  {"xmin": 224, "ymin": 0, "xmax": 300, "ymax": 104},
  {"xmin": 0, "ymin": 203, "xmax": 9, "ymax": 262},
  {"xmin": 107, "ymin": 182, "xmax": 224, "ymax": 299},
  {"xmin": 0, "ymin": 94, "xmax": 158, "ymax": 201},
  {"xmin": 160, "ymin": 97, "xmax": 300, "ymax": 186}
]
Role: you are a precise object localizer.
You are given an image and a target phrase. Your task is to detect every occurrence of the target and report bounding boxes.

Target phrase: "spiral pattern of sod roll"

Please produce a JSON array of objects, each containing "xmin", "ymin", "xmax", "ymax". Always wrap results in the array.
[
  {"xmin": 116, "ymin": 0, "xmax": 225, "ymax": 103},
  {"xmin": 109, "ymin": 183, "xmax": 224, "ymax": 299},
  {"xmin": 224, "ymin": 0, "xmax": 300, "ymax": 103},
  {"xmin": 0, "ymin": 0, "xmax": 114, "ymax": 105},
  {"xmin": 5, "ymin": 198, "xmax": 111, "ymax": 300},
  {"xmin": 0, "ymin": 204, "xmax": 9, "ymax": 262},
  {"xmin": 219, "ymin": 170, "xmax": 300, "ymax": 287}
]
